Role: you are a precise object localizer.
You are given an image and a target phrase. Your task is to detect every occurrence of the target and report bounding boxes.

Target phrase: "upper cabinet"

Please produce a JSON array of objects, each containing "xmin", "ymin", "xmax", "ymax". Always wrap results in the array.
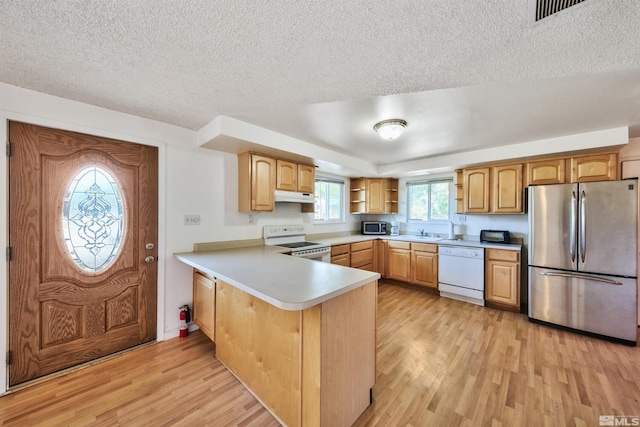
[
  {"xmin": 569, "ymin": 153, "xmax": 617, "ymax": 182},
  {"xmin": 276, "ymin": 159, "xmax": 297, "ymax": 192},
  {"xmin": 366, "ymin": 178, "xmax": 385, "ymax": 213},
  {"xmin": 276, "ymin": 160, "xmax": 316, "ymax": 193},
  {"xmin": 459, "ymin": 151, "xmax": 618, "ymax": 215},
  {"xmin": 492, "ymin": 163, "xmax": 523, "ymax": 213},
  {"xmin": 384, "ymin": 178, "xmax": 399, "ymax": 214},
  {"xmin": 239, "ymin": 152, "xmax": 316, "ymax": 212},
  {"xmin": 526, "ymin": 153, "xmax": 617, "ymax": 185},
  {"xmin": 238, "ymin": 152, "xmax": 276, "ymax": 212},
  {"xmin": 297, "ymin": 164, "xmax": 315, "ymax": 193},
  {"xmin": 525, "ymin": 158, "xmax": 566, "ymax": 186},
  {"xmin": 463, "ymin": 167, "xmax": 491, "ymax": 213},
  {"xmin": 463, "ymin": 164, "xmax": 523, "ymax": 214},
  {"xmin": 350, "ymin": 178, "xmax": 398, "ymax": 214}
]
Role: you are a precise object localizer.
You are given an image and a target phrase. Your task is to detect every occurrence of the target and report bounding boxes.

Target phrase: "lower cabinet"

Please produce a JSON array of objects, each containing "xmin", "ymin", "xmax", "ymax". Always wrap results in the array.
[
  {"xmin": 350, "ymin": 240, "xmax": 374, "ymax": 271},
  {"xmin": 331, "ymin": 244, "xmax": 350, "ymax": 266},
  {"xmin": 375, "ymin": 239, "xmax": 387, "ymax": 276},
  {"xmin": 193, "ymin": 270, "xmax": 216, "ymax": 341},
  {"xmin": 331, "ymin": 240, "xmax": 375, "ymax": 271},
  {"xmin": 387, "ymin": 241, "xmax": 439, "ymax": 291},
  {"xmin": 485, "ymin": 249, "xmax": 521, "ymax": 312},
  {"xmin": 387, "ymin": 241, "xmax": 411, "ymax": 282},
  {"xmin": 410, "ymin": 243, "xmax": 438, "ymax": 290}
]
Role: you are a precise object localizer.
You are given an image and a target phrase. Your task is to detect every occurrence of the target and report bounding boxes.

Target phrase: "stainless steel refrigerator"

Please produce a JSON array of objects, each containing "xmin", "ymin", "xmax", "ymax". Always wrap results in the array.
[{"xmin": 528, "ymin": 179, "xmax": 638, "ymax": 345}]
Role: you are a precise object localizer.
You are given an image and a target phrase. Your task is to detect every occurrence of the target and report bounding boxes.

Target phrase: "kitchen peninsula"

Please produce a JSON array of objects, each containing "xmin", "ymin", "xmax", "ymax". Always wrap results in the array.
[{"xmin": 175, "ymin": 246, "xmax": 380, "ymax": 427}]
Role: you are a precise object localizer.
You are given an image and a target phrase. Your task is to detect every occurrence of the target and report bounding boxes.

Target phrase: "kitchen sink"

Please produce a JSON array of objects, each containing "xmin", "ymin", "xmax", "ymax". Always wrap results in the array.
[{"xmin": 412, "ymin": 236, "xmax": 443, "ymax": 242}]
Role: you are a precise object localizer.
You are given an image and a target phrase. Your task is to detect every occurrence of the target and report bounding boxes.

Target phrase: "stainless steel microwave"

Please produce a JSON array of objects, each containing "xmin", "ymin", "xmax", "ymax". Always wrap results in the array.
[{"xmin": 362, "ymin": 221, "xmax": 387, "ymax": 235}]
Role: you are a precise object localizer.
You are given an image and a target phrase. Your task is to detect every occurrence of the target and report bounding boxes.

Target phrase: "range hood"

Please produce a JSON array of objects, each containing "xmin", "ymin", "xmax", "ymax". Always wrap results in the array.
[{"xmin": 274, "ymin": 190, "xmax": 315, "ymax": 204}]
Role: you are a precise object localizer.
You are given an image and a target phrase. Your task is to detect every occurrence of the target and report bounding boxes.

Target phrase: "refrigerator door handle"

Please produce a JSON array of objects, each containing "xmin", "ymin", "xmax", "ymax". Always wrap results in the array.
[
  {"xmin": 580, "ymin": 190, "xmax": 586, "ymax": 264},
  {"xmin": 570, "ymin": 190, "xmax": 577, "ymax": 263},
  {"xmin": 538, "ymin": 271, "xmax": 623, "ymax": 285}
]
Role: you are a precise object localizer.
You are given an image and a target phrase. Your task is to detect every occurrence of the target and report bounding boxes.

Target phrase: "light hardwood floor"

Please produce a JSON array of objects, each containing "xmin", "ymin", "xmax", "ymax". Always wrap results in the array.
[{"xmin": 1, "ymin": 281, "xmax": 639, "ymax": 426}]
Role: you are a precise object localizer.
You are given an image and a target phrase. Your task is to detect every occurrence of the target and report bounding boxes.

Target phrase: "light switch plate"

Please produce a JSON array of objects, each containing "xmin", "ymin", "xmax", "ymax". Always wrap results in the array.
[{"xmin": 184, "ymin": 215, "xmax": 200, "ymax": 225}]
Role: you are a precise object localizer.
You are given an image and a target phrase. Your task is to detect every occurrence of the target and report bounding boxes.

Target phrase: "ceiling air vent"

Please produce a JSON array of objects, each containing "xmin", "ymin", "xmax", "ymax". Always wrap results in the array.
[{"xmin": 529, "ymin": 0, "xmax": 590, "ymax": 23}]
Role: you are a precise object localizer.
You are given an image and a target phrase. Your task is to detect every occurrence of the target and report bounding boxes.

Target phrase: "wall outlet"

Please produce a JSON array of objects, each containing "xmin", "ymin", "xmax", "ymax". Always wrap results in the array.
[{"xmin": 184, "ymin": 215, "xmax": 200, "ymax": 225}]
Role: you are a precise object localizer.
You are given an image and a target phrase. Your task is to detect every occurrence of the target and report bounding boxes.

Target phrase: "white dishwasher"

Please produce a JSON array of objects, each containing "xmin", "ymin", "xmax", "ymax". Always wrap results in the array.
[{"xmin": 438, "ymin": 245, "xmax": 485, "ymax": 306}]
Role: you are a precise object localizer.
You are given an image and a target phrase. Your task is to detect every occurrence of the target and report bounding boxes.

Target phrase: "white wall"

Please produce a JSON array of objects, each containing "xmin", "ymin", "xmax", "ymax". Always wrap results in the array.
[{"xmin": 0, "ymin": 83, "xmax": 360, "ymax": 393}]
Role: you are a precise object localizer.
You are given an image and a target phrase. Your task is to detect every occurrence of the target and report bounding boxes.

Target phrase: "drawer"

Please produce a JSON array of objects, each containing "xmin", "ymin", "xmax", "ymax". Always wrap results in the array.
[
  {"xmin": 351, "ymin": 248, "xmax": 373, "ymax": 268},
  {"xmin": 331, "ymin": 253, "xmax": 350, "ymax": 266},
  {"xmin": 486, "ymin": 248, "xmax": 520, "ymax": 262},
  {"xmin": 331, "ymin": 244, "xmax": 350, "ymax": 256},
  {"xmin": 351, "ymin": 240, "xmax": 373, "ymax": 252},
  {"xmin": 411, "ymin": 242, "xmax": 438, "ymax": 253},
  {"xmin": 388, "ymin": 240, "xmax": 411, "ymax": 250}
]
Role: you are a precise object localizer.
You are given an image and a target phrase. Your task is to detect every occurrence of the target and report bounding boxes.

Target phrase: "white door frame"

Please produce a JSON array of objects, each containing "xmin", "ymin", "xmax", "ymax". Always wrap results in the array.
[{"xmin": 0, "ymin": 83, "xmax": 189, "ymax": 394}]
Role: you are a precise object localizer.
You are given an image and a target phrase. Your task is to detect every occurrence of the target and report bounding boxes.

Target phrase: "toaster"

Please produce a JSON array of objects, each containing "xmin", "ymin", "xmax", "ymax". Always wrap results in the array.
[{"xmin": 480, "ymin": 230, "xmax": 510, "ymax": 244}]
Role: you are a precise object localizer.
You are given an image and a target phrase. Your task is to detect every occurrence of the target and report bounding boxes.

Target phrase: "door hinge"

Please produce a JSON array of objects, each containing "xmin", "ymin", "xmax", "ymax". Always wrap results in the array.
[
  {"xmin": 6, "ymin": 351, "xmax": 11, "ymax": 365},
  {"xmin": 6, "ymin": 141, "xmax": 11, "ymax": 157},
  {"xmin": 6, "ymin": 247, "xmax": 11, "ymax": 261}
]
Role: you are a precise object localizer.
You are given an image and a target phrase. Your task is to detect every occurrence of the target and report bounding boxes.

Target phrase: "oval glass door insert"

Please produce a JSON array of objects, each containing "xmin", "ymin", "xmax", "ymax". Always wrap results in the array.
[{"xmin": 62, "ymin": 166, "xmax": 125, "ymax": 272}]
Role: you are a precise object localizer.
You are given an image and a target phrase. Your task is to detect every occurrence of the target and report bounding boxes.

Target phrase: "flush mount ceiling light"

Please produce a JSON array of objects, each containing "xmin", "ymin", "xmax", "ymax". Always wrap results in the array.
[{"xmin": 373, "ymin": 119, "xmax": 407, "ymax": 140}]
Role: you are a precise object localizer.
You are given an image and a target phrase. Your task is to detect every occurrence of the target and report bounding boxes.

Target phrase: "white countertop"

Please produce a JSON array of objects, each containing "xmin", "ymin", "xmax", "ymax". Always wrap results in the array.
[
  {"xmin": 175, "ymin": 246, "xmax": 381, "ymax": 311},
  {"xmin": 313, "ymin": 234, "xmax": 522, "ymax": 251}
]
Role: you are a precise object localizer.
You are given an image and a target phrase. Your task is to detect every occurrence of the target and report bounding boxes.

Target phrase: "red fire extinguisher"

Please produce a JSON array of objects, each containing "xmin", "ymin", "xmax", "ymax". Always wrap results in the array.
[{"xmin": 179, "ymin": 305, "xmax": 191, "ymax": 338}]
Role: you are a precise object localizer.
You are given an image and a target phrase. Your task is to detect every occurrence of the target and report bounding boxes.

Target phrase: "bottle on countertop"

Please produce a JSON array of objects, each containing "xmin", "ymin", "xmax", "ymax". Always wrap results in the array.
[{"xmin": 448, "ymin": 221, "xmax": 455, "ymax": 239}]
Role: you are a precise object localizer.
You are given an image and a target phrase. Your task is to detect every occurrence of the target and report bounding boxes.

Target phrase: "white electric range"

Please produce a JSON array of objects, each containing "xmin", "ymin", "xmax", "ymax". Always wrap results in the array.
[{"xmin": 263, "ymin": 225, "xmax": 331, "ymax": 262}]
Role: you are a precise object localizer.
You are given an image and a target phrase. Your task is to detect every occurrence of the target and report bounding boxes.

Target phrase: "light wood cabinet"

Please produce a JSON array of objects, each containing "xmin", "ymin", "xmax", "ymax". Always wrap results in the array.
[
  {"xmin": 238, "ymin": 152, "xmax": 276, "ymax": 212},
  {"xmin": 331, "ymin": 241, "xmax": 375, "ymax": 271},
  {"xmin": 526, "ymin": 158, "xmax": 566, "ymax": 186},
  {"xmin": 455, "ymin": 170, "xmax": 464, "ymax": 214},
  {"xmin": 365, "ymin": 178, "xmax": 385, "ymax": 214},
  {"xmin": 485, "ymin": 249, "xmax": 520, "ymax": 312},
  {"xmin": 463, "ymin": 164, "xmax": 523, "ymax": 214},
  {"xmin": 276, "ymin": 159, "xmax": 298, "ymax": 191},
  {"xmin": 463, "ymin": 167, "xmax": 490, "ymax": 213},
  {"xmin": 492, "ymin": 163, "xmax": 523, "ymax": 213},
  {"xmin": 297, "ymin": 164, "xmax": 315, "ymax": 193},
  {"xmin": 569, "ymin": 153, "xmax": 617, "ymax": 182},
  {"xmin": 351, "ymin": 240, "xmax": 374, "ymax": 271},
  {"xmin": 215, "ymin": 279, "xmax": 377, "ymax": 427},
  {"xmin": 350, "ymin": 178, "xmax": 366, "ymax": 213},
  {"xmin": 350, "ymin": 177, "xmax": 398, "ymax": 214},
  {"xmin": 384, "ymin": 178, "xmax": 399, "ymax": 214},
  {"xmin": 525, "ymin": 153, "xmax": 617, "ymax": 185},
  {"xmin": 193, "ymin": 270, "xmax": 215, "ymax": 341},
  {"xmin": 410, "ymin": 243, "xmax": 438, "ymax": 290},
  {"xmin": 330, "ymin": 244, "xmax": 350, "ymax": 266},
  {"xmin": 375, "ymin": 239, "xmax": 387, "ymax": 276},
  {"xmin": 459, "ymin": 152, "xmax": 619, "ymax": 215},
  {"xmin": 387, "ymin": 241, "xmax": 411, "ymax": 282},
  {"xmin": 276, "ymin": 160, "xmax": 316, "ymax": 193}
]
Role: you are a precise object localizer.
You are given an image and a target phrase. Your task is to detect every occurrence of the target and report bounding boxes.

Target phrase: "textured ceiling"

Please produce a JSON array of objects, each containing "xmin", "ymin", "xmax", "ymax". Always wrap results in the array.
[{"xmin": 2, "ymin": 0, "xmax": 640, "ymax": 172}]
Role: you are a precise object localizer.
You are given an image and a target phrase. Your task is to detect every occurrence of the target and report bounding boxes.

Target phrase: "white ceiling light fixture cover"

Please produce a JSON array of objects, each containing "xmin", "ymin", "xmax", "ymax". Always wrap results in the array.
[{"xmin": 374, "ymin": 119, "xmax": 407, "ymax": 140}]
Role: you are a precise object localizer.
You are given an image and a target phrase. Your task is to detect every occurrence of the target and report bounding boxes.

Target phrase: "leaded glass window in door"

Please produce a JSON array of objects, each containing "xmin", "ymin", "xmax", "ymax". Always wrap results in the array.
[{"xmin": 62, "ymin": 166, "xmax": 125, "ymax": 272}]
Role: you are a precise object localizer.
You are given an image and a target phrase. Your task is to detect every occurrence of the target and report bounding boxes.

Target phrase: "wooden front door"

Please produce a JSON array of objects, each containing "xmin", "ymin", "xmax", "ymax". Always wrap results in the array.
[{"xmin": 8, "ymin": 122, "xmax": 158, "ymax": 386}]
